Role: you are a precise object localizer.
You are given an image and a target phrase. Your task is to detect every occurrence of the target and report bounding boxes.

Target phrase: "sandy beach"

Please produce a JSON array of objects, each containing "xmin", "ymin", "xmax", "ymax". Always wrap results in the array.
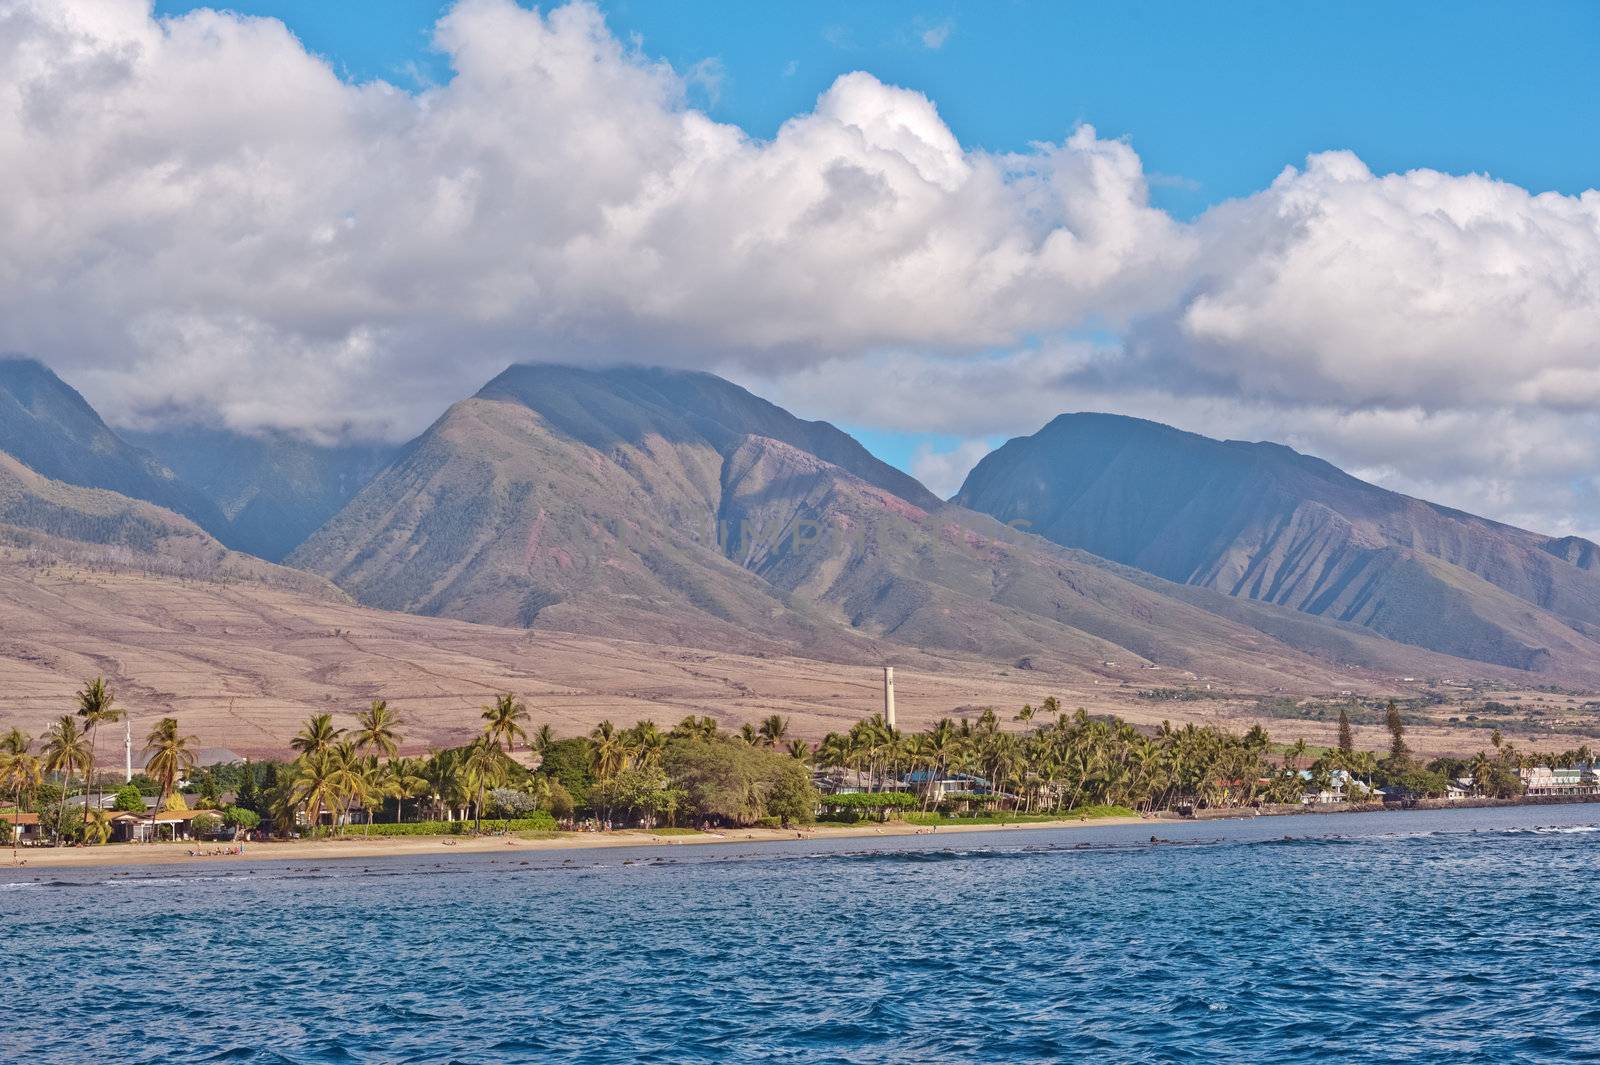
[{"xmin": 3, "ymin": 816, "xmax": 1148, "ymax": 869}]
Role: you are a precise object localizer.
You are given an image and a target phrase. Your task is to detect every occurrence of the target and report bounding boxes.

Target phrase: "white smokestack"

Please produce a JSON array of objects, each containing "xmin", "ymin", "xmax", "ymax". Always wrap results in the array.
[
  {"xmin": 883, "ymin": 666, "xmax": 896, "ymax": 730},
  {"xmin": 124, "ymin": 719, "xmax": 133, "ymax": 783}
]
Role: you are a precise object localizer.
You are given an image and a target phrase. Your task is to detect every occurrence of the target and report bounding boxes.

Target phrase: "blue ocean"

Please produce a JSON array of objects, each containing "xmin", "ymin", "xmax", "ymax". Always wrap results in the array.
[{"xmin": 5, "ymin": 804, "xmax": 1599, "ymax": 1063}]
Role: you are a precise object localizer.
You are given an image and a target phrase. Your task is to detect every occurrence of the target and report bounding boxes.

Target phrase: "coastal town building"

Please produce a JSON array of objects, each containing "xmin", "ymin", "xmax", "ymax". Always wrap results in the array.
[
  {"xmin": 902, "ymin": 770, "xmax": 999, "ymax": 801},
  {"xmin": 1519, "ymin": 766, "xmax": 1600, "ymax": 797},
  {"xmin": 2, "ymin": 810, "xmax": 43, "ymax": 845},
  {"xmin": 810, "ymin": 768, "xmax": 876, "ymax": 795},
  {"xmin": 108, "ymin": 809, "xmax": 211, "ymax": 843}
]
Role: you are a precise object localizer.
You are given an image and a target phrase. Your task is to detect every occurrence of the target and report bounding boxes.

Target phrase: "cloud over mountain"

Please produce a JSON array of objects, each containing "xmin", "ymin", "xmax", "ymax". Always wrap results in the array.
[{"xmin": 1, "ymin": 0, "xmax": 1597, "ymax": 531}]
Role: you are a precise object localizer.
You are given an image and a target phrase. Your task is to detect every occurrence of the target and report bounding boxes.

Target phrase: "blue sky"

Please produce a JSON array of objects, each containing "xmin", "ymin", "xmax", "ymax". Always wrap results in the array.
[{"xmin": 155, "ymin": 0, "xmax": 1599, "ymax": 219}]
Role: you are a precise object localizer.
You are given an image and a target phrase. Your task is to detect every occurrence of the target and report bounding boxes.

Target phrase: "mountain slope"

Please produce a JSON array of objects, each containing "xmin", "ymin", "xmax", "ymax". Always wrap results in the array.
[
  {"xmin": 955, "ymin": 413, "xmax": 1600, "ymax": 671},
  {"xmin": 0, "ymin": 357, "xmax": 229, "ymax": 537},
  {"xmin": 292, "ymin": 364, "xmax": 1544, "ymax": 688},
  {"xmin": 125, "ymin": 426, "xmax": 395, "ymax": 561},
  {"xmin": 0, "ymin": 451, "xmax": 339, "ymax": 596}
]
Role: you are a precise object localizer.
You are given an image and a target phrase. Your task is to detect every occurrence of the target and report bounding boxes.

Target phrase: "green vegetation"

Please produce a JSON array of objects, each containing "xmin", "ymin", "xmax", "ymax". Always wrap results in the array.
[
  {"xmin": 8, "ymin": 672, "xmax": 1600, "ymax": 852},
  {"xmin": 896, "ymin": 804, "xmax": 1138, "ymax": 827},
  {"xmin": 356, "ymin": 815, "xmax": 557, "ymax": 837}
]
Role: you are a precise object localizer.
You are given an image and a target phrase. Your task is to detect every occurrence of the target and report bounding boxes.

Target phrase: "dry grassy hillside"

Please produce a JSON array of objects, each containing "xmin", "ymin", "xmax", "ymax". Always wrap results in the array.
[{"xmin": 2, "ymin": 552, "xmax": 1592, "ymax": 758}]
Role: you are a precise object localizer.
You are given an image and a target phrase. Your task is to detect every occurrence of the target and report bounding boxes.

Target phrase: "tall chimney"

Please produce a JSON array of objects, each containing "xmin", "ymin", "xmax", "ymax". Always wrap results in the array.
[
  {"xmin": 883, "ymin": 666, "xmax": 896, "ymax": 731},
  {"xmin": 124, "ymin": 719, "xmax": 133, "ymax": 783}
]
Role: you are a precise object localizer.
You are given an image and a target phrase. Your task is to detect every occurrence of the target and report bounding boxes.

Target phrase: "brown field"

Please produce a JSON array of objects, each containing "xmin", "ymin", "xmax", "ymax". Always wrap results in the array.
[{"xmin": 2, "ymin": 556, "xmax": 1595, "ymax": 759}]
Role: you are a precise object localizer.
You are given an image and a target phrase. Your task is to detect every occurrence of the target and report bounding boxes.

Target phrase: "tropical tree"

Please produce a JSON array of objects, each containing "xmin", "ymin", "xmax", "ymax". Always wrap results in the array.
[
  {"xmin": 76, "ymin": 677, "xmax": 123, "ymax": 818},
  {"xmin": 142, "ymin": 718, "xmax": 198, "ymax": 836},
  {"xmin": 291, "ymin": 713, "xmax": 344, "ymax": 757},
  {"xmin": 627, "ymin": 721, "xmax": 666, "ymax": 770},
  {"xmin": 461, "ymin": 736, "xmax": 508, "ymax": 833},
  {"xmin": 354, "ymin": 700, "xmax": 402, "ymax": 759},
  {"xmin": 1337, "ymin": 707, "xmax": 1355, "ymax": 753},
  {"xmin": 0, "ymin": 737, "xmax": 42, "ymax": 858},
  {"xmin": 384, "ymin": 757, "xmax": 431, "ymax": 823},
  {"xmin": 42, "ymin": 716, "xmax": 91, "ymax": 844},
  {"xmin": 1385, "ymin": 700, "xmax": 1409, "ymax": 763},
  {"xmin": 291, "ymin": 750, "xmax": 342, "ymax": 833},
  {"xmin": 757, "ymin": 714, "xmax": 790, "ymax": 748},
  {"xmin": 591, "ymin": 721, "xmax": 626, "ymax": 782},
  {"xmin": 481, "ymin": 693, "xmax": 530, "ymax": 754}
]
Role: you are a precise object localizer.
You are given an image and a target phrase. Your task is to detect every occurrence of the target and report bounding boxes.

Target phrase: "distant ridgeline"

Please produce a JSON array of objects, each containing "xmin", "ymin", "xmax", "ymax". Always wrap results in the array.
[{"xmin": 4, "ymin": 356, "xmax": 1600, "ymax": 687}]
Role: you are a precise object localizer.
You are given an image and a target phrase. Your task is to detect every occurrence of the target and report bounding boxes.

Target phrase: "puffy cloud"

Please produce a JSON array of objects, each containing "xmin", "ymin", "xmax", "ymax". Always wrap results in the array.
[
  {"xmin": 1, "ymin": 0, "xmax": 1599, "ymax": 536},
  {"xmin": 1158, "ymin": 151, "xmax": 1600, "ymax": 409},
  {"xmin": 0, "ymin": 0, "xmax": 1184, "ymax": 438}
]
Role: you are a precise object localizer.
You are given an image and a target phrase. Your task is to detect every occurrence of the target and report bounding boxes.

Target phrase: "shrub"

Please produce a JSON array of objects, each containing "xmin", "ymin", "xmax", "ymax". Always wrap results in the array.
[
  {"xmin": 192, "ymin": 813, "xmax": 223, "ymax": 838},
  {"xmin": 487, "ymin": 788, "xmax": 540, "ymax": 818},
  {"xmin": 354, "ymin": 813, "xmax": 557, "ymax": 837}
]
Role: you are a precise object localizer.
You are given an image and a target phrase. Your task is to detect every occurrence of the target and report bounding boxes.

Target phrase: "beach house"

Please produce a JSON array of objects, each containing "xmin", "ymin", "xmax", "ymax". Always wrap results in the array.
[
  {"xmin": 2, "ymin": 810, "xmax": 42, "ymax": 845},
  {"xmin": 108, "ymin": 809, "xmax": 211, "ymax": 843},
  {"xmin": 901, "ymin": 769, "xmax": 998, "ymax": 802}
]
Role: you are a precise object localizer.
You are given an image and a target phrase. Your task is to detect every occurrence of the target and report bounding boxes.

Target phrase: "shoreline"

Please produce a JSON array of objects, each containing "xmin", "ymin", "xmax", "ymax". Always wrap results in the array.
[
  {"xmin": 4, "ymin": 815, "xmax": 1150, "ymax": 870},
  {"xmin": 14, "ymin": 795, "xmax": 1599, "ymax": 871}
]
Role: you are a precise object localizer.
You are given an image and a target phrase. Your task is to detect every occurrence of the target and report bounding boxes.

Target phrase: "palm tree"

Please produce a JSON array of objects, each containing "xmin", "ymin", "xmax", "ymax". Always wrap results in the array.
[
  {"xmin": 630, "ymin": 721, "xmax": 666, "ymax": 769},
  {"xmin": 1, "ymin": 735, "xmax": 42, "ymax": 860},
  {"xmin": 420, "ymin": 748, "xmax": 469, "ymax": 822},
  {"xmin": 75, "ymin": 677, "xmax": 122, "ymax": 819},
  {"xmin": 384, "ymin": 757, "xmax": 430, "ymax": 824},
  {"xmin": 143, "ymin": 718, "xmax": 198, "ymax": 838},
  {"xmin": 42, "ymin": 716, "xmax": 92, "ymax": 845},
  {"xmin": 532, "ymin": 724, "xmax": 555, "ymax": 757},
  {"xmin": 481, "ymin": 693, "xmax": 530, "ymax": 754},
  {"xmin": 1, "ymin": 728, "xmax": 31, "ymax": 760},
  {"xmin": 591, "ymin": 721, "xmax": 626, "ymax": 781},
  {"xmin": 353, "ymin": 700, "xmax": 402, "ymax": 759},
  {"xmin": 757, "ymin": 714, "xmax": 790, "ymax": 748},
  {"xmin": 462, "ymin": 737, "xmax": 507, "ymax": 833},
  {"xmin": 291, "ymin": 749, "xmax": 341, "ymax": 833},
  {"xmin": 326, "ymin": 740, "xmax": 366, "ymax": 830},
  {"xmin": 291, "ymin": 713, "xmax": 344, "ymax": 757}
]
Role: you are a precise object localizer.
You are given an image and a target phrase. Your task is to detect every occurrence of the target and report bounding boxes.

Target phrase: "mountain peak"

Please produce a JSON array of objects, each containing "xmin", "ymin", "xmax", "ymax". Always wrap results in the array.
[{"xmin": 957, "ymin": 411, "xmax": 1600, "ymax": 672}]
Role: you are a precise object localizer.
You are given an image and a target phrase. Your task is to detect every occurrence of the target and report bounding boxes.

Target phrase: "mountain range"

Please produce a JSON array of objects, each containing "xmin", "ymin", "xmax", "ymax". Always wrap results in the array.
[
  {"xmin": 4, "ymin": 355, "xmax": 1600, "ymax": 708},
  {"xmin": 954, "ymin": 413, "xmax": 1600, "ymax": 672}
]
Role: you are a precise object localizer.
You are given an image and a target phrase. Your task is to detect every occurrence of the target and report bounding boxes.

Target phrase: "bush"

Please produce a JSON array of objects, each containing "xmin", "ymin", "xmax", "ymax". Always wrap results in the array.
[
  {"xmin": 354, "ymin": 813, "xmax": 557, "ymax": 837},
  {"xmin": 192, "ymin": 813, "xmax": 223, "ymax": 838},
  {"xmin": 487, "ymin": 788, "xmax": 540, "ymax": 818},
  {"xmin": 544, "ymin": 780, "xmax": 575, "ymax": 820}
]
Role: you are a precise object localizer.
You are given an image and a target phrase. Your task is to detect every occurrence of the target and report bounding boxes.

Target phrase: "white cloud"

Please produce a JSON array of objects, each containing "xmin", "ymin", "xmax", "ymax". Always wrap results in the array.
[
  {"xmin": 1165, "ymin": 152, "xmax": 1600, "ymax": 410},
  {"xmin": 909, "ymin": 438, "xmax": 993, "ymax": 499},
  {"xmin": 920, "ymin": 22, "xmax": 954, "ymax": 50},
  {"xmin": 0, "ymin": 0, "xmax": 1185, "ymax": 439},
  {"xmin": 2, "ymin": 0, "xmax": 1599, "ymax": 536}
]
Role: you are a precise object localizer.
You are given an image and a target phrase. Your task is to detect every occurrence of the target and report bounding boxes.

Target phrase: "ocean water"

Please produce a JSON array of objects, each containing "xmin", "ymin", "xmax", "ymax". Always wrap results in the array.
[{"xmin": 5, "ymin": 804, "xmax": 1599, "ymax": 1064}]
